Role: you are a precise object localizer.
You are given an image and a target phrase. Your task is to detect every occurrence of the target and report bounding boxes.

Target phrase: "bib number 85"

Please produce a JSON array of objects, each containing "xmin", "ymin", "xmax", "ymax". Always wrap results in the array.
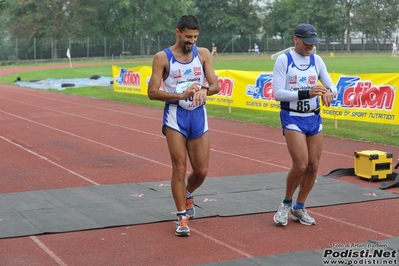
[{"xmin": 297, "ymin": 100, "xmax": 310, "ymax": 112}]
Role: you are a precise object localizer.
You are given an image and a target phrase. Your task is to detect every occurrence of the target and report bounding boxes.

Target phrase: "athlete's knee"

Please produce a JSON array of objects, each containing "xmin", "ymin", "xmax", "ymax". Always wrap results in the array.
[
  {"xmin": 308, "ymin": 156, "xmax": 320, "ymax": 168},
  {"xmin": 292, "ymin": 161, "xmax": 308, "ymax": 174},
  {"xmin": 193, "ymin": 165, "xmax": 208, "ymax": 180},
  {"xmin": 196, "ymin": 167, "xmax": 208, "ymax": 179},
  {"xmin": 172, "ymin": 162, "xmax": 187, "ymax": 178},
  {"xmin": 305, "ymin": 160, "xmax": 319, "ymax": 175}
]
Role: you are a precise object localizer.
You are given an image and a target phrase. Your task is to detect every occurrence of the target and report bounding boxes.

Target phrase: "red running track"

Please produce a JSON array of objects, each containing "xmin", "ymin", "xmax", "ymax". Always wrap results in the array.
[{"xmin": 0, "ymin": 68, "xmax": 398, "ymax": 265}]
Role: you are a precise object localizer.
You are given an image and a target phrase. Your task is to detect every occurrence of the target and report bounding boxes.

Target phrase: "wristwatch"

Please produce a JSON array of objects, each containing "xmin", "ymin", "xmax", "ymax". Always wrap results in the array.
[{"xmin": 200, "ymin": 85, "xmax": 209, "ymax": 93}]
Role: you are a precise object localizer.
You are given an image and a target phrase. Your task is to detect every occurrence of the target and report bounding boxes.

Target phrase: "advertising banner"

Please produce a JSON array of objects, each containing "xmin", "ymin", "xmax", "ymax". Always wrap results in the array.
[
  {"xmin": 112, "ymin": 66, "xmax": 151, "ymax": 95},
  {"xmin": 112, "ymin": 66, "xmax": 398, "ymax": 125}
]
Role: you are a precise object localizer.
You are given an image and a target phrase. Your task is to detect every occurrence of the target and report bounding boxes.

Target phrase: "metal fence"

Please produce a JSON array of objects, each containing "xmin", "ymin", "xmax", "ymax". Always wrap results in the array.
[{"xmin": 0, "ymin": 34, "xmax": 394, "ymax": 62}]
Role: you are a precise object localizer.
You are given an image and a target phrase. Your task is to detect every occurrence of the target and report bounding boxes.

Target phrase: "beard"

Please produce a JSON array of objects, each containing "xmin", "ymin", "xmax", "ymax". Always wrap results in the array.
[{"xmin": 183, "ymin": 42, "xmax": 193, "ymax": 54}]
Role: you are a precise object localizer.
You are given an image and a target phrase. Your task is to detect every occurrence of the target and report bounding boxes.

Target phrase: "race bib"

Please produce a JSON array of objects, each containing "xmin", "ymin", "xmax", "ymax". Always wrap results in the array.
[
  {"xmin": 289, "ymin": 98, "xmax": 318, "ymax": 112},
  {"xmin": 175, "ymin": 82, "xmax": 199, "ymax": 110}
]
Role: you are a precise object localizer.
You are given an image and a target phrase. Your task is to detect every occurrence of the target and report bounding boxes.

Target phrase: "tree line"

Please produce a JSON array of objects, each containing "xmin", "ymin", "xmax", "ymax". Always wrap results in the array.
[{"xmin": 0, "ymin": 0, "xmax": 398, "ymax": 57}]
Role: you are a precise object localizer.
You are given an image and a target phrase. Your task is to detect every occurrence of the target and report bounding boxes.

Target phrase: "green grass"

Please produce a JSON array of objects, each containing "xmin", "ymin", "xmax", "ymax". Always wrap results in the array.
[
  {"xmin": 211, "ymin": 52, "xmax": 399, "ymax": 73},
  {"xmin": 0, "ymin": 53, "xmax": 398, "ymax": 147}
]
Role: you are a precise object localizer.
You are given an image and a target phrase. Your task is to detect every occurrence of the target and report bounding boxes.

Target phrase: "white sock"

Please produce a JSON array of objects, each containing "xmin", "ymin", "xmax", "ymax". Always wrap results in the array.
[{"xmin": 177, "ymin": 210, "xmax": 186, "ymax": 215}]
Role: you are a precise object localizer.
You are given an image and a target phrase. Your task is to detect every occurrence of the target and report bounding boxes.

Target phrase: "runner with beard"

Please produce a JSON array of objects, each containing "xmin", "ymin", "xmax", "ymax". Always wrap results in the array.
[{"xmin": 147, "ymin": 15, "xmax": 220, "ymax": 236}]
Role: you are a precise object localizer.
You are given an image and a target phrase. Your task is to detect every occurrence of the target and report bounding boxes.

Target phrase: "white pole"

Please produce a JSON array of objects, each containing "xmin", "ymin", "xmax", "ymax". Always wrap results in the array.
[{"xmin": 66, "ymin": 48, "xmax": 72, "ymax": 69}]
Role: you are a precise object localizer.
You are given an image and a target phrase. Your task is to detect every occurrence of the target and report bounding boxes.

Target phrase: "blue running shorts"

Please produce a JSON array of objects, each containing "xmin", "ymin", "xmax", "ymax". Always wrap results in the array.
[
  {"xmin": 280, "ymin": 110, "xmax": 322, "ymax": 136},
  {"xmin": 162, "ymin": 104, "xmax": 209, "ymax": 140}
]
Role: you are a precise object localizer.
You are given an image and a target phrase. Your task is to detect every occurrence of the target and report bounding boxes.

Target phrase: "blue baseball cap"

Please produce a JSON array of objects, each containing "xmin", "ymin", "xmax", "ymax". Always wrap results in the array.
[{"xmin": 294, "ymin": 23, "xmax": 320, "ymax": 44}]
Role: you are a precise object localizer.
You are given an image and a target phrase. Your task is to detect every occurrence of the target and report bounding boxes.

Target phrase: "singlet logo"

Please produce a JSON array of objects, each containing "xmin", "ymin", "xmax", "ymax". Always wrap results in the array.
[
  {"xmin": 172, "ymin": 69, "xmax": 182, "ymax": 79},
  {"xmin": 288, "ymin": 75, "xmax": 297, "ymax": 84},
  {"xmin": 299, "ymin": 76, "xmax": 307, "ymax": 82},
  {"xmin": 183, "ymin": 69, "xmax": 193, "ymax": 75},
  {"xmin": 308, "ymin": 75, "xmax": 317, "ymax": 85},
  {"xmin": 194, "ymin": 67, "xmax": 202, "ymax": 76}
]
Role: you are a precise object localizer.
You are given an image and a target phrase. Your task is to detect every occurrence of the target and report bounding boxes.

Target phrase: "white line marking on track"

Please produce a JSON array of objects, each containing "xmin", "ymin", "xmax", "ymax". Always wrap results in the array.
[
  {"xmin": 211, "ymin": 148, "xmax": 291, "ymax": 170},
  {"xmin": 0, "ymin": 108, "xmax": 293, "ymax": 174},
  {"xmin": 211, "ymin": 129, "xmax": 286, "ymax": 145},
  {"xmin": 191, "ymin": 228, "xmax": 252, "ymax": 258},
  {"xmin": 0, "ymin": 93, "xmax": 353, "ymax": 159},
  {"xmin": 211, "ymin": 129, "xmax": 353, "ymax": 158},
  {"xmin": 0, "ymin": 93, "xmax": 162, "ymax": 121},
  {"xmin": 0, "ymin": 97, "xmax": 163, "ymax": 138},
  {"xmin": 0, "ymin": 98, "xmax": 294, "ymax": 170},
  {"xmin": 308, "ymin": 210, "xmax": 394, "ymax": 238},
  {"xmin": 0, "ymin": 136, "xmax": 99, "ymax": 185},
  {"xmin": 30, "ymin": 236, "xmax": 68, "ymax": 266},
  {"xmin": 0, "ymin": 110, "xmax": 172, "ymax": 169},
  {"xmin": 0, "ymin": 93, "xmax": 354, "ymax": 178},
  {"xmin": 322, "ymin": 150, "xmax": 353, "ymax": 158}
]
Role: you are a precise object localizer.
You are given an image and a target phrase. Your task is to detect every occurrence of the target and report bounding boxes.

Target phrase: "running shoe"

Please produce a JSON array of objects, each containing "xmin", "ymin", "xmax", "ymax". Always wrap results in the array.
[
  {"xmin": 175, "ymin": 214, "xmax": 190, "ymax": 236},
  {"xmin": 186, "ymin": 197, "xmax": 195, "ymax": 218},
  {"xmin": 273, "ymin": 202, "xmax": 291, "ymax": 226},
  {"xmin": 290, "ymin": 207, "xmax": 316, "ymax": 225}
]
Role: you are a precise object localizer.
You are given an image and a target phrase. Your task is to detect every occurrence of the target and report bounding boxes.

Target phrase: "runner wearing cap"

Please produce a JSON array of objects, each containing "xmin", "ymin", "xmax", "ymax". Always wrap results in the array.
[{"xmin": 272, "ymin": 23, "xmax": 337, "ymax": 226}]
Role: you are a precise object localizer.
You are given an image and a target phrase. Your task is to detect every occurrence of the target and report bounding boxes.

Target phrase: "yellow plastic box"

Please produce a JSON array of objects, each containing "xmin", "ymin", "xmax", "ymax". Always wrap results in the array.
[{"xmin": 354, "ymin": 150, "xmax": 393, "ymax": 181}]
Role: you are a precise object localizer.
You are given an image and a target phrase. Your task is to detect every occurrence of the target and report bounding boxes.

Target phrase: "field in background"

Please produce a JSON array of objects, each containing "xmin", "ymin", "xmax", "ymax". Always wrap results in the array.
[
  {"xmin": 1, "ymin": 51, "xmax": 398, "ymax": 73},
  {"xmin": 0, "ymin": 53, "xmax": 398, "ymax": 146}
]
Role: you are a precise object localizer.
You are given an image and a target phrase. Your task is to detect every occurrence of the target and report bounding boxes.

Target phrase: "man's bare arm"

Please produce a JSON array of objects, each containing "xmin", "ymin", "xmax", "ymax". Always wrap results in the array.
[{"xmin": 198, "ymin": 47, "xmax": 220, "ymax": 96}]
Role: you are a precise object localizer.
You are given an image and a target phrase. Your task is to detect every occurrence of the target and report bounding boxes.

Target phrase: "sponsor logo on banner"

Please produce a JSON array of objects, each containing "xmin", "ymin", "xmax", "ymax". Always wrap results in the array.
[
  {"xmin": 246, "ymin": 74, "xmax": 274, "ymax": 100},
  {"xmin": 332, "ymin": 76, "xmax": 395, "ymax": 110},
  {"xmin": 217, "ymin": 76, "xmax": 234, "ymax": 97},
  {"xmin": 199, "ymin": 75, "xmax": 234, "ymax": 97},
  {"xmin": 201, "ymin": 75, "xmax": 235, "ymax": 105},
  {"xmin": 115, "ymin": 68, "xmax": 140, "ymax": 86}
]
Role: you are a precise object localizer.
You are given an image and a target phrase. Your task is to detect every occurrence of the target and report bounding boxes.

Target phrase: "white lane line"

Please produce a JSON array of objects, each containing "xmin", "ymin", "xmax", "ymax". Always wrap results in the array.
[
  {"xmin": 0, "ymin": 97, "xmax": 163, "ymax": 138},
  {"xmin": 211, "ymin": 148, "xmax": 291, "ymax": 170},
  {"xmin": 322, "ymin": 150, "xmax": 353, "ymax": 158},
  {"xmin": 2, "ymin": 88, "xmax": 395, "ymax": 260},
  {"xmin": 2, "ymin": 103, "xmax": 293, "ymax": 173},
  {"xmin": 211, "ymin": 129, "xmax": 286, "ymax": 145},
  {"xmin": 30, "ymin": 236, "xmax": 68, "ymax": 266},
  {"xmin": 191, "ymin": 228, "xmax": 252, "ymax": 258},
  {"xmin": 0, "ymin": 136, "xmax": 99, "ymax": 185},
  {"xmin": 0, "ymin": 96, "xmax": 353, "ymax": 175},
  {"xmin": 0, "ymin": 110, "xmax": 172, "ymax": 169},
  {"xmin": 308, "ymin": 210, "xmax": 394, "ymax": 238},
  {"xmin": 211, "ymin": 129, "xmax": 353, "ymax": 159},
  {"xmin": 0, "ymin": 94, "xmax": 162, "ymax": 121},
  {"xmin": 0, "ymin": 94, "xmax": 354, "ymax": 159}
]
